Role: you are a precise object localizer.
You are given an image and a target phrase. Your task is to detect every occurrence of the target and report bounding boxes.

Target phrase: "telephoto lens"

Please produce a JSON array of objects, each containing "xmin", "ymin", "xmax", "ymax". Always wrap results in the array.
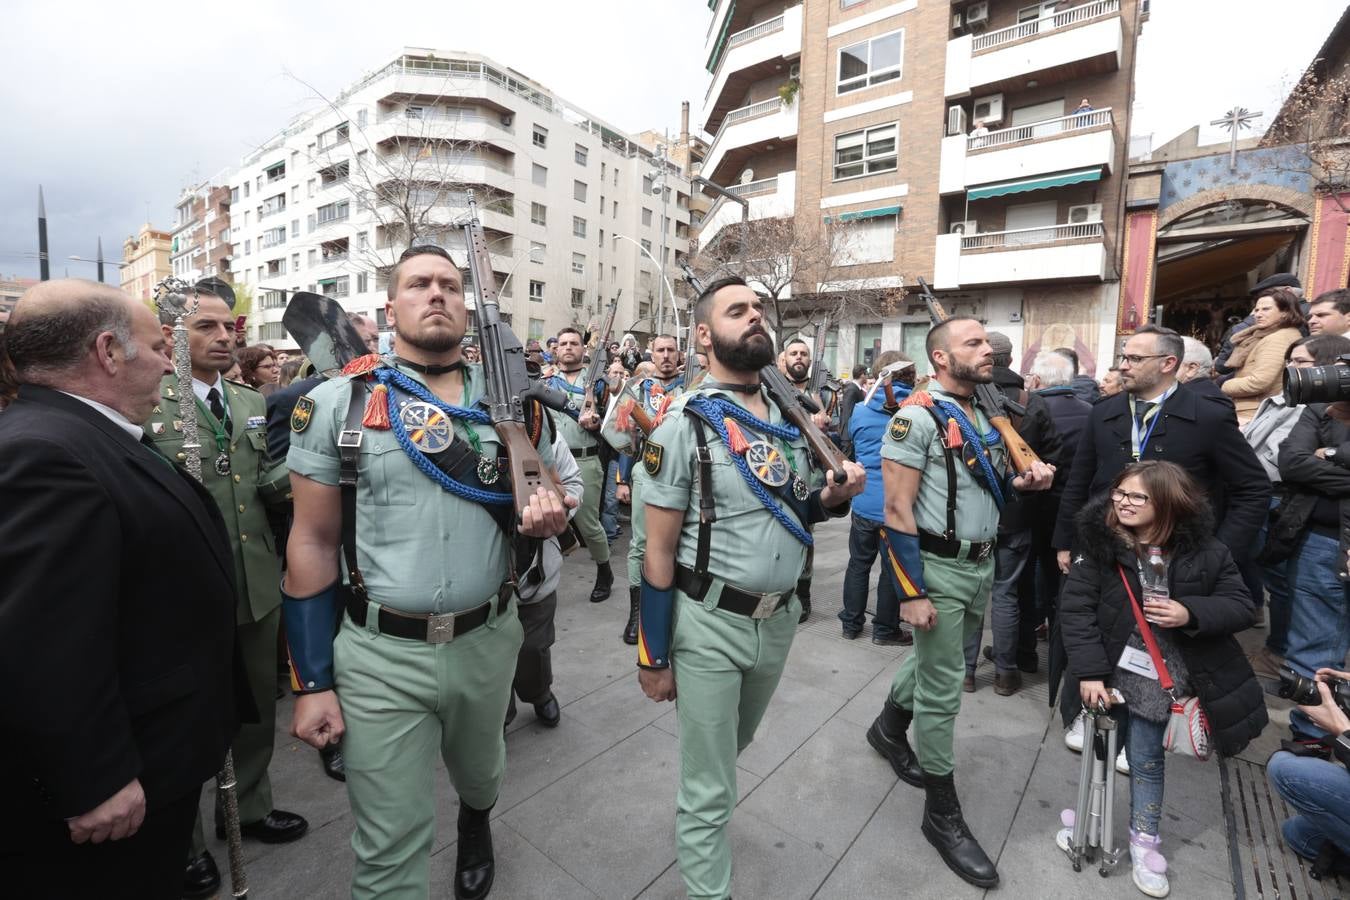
[
  {"xmin": 1277, "ymin": 667, "xmax": 1324, "ymax": 706},
  {"xmin": 1284, "ymin": 354, "xmax": 1350, "ymax": 405}
]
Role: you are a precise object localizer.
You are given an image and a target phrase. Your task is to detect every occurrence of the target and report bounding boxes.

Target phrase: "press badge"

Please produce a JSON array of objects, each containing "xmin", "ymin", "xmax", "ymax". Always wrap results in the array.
[{"xmin": 1117, "ymin": 645, "xmax": 1158, "ymax": 680}]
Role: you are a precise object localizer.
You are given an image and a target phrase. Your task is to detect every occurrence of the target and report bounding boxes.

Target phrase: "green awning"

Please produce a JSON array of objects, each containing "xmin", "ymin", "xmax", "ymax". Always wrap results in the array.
[
  {"xmin": 317, "ymin": 277, "xmax": 338, "ymax": 286},
  {"xmin": 967, "ymin": 167, "xmax": 1102, "ymax": 201},
  {"xmin": 705, "ymin": 0, "xmax": 737, "ymax": 73},
  {"xmin": 266, "ymin": 160, "xmax": 284, "ymax": 171},
  {"xmin": 836, "ymin": 205, "xmax": 902, "ymax": 223}
]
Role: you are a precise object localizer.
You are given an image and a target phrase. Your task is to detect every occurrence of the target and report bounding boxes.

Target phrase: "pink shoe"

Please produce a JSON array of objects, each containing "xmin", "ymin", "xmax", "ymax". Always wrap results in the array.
[{"xmin": 1129, "ymin": 829, "xmax": 1169, "ymax": 897}]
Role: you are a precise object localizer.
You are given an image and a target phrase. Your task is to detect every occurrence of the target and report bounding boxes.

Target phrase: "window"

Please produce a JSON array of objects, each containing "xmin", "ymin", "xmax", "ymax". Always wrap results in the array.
[
  {"xmin": 230, "ymin": 187, "xmax": 240, "ymax": 204},
  {"xmin": 321, "ymin": 275, "xmax": 350, "ymax": 298},
  {"xmin": 531, "ymin": 202, "xmax": 547, "ymax": 226},
  {"xmin": 529, "ymin": 280, "xmax": 544, "ymax": 302},
  {"xmin": 574, "ymin": 180, "xmax": 588, "ymax": 202},
  {"xmin": 357, "ymin": 273, "xmax": 368, "ymax": 293},
  {"xmin": 612, "ymin": 200, "xmax": 618, "ymax": 218},
  {"xmin": 261, "ymin": 290, "xmax": 286, "ymax": 309},
  {"xmin": 841, "ymin": 0, "xmax": 867, "ymax": 6},
  {"xmin": 642, "ymin": 174, "xmax": 654, "ymax": 194},
  {"xmin": 641, "ymin": 238, "xmax": 652, "ymax": 253},
  {"xmin": 573, "ymin": 216, "xmax": 587, "ymax": 238},
  {"xmin": 261, "ymin": 227, "xmax": 286, "ymax": 248},
  {"xmin": 260, "ymin": 322, "xmax": 286, "ymax": 341},
  {"xmin": 529, "ymin": 318, "xmax": 545, "ymax": 341},
  {"xmin": 833, "ymin": 123, "xmax": 898, "ymax": 179},
  {"xmin": 532, "ymin": 163, "xmax": 547, "ymax": 187},
  {"xmin": 358, "ymin": 232, "xmax": 368, "ymax": 250},
  {"xmin": 318, "ymin": 122, "xmax": 350, "ymax": 149},
  {"xmin": 307, "ymin": 214, "xmax": 316, "ymax": 233},
  {"xmin": 1018, "ymin": 2, "xmax": 1057, "ymax": 23},
  {"xmin": 571, "ymin": 288, "xmax": 585, "ymax": 309},
  {"xmin": 530, "ymin": 241, "xmax": 546, "ymax": 263},
  {"xmin": 840, "ymin": 215, "xmax": 897, "ymax": 264},
  {"xmin": 601, "ymin": 162, "xmax": 607, "ymax": 180},
  {"xmin": 575, "ymin": 144, "xmax": 589, "ymax": 165},
  {"xmin": 261, "ymin": 193, "xmax": 286, "ymax": 217},
  {"xmin": 243, "ymin": 181, "xmax": 250, "ymax": 198},
  {"xmin": 307, "ymin": 178, "xmax": 316, "ymax": 198},
  {"xmin": 317, "ymin": 200, "xmax": 349, "ymax": 224},
  {"xmin": 291, "ymin": 185, "xmax": 299, "ymax": 203},
  {"xmin": 532, "ymin": 125, "xmax": 548, "ymax": 148},
  {"xmin": 266, "ymin": 161, "xmax": 285, "ymax": 182},
  {"xmin": 291, "ymin": 253, "xmax": 301, "ymax": 272},
  {"xmin": 642, "ymin": 208, "xmax": 653, "ymax": 227},
  {"xmin": 291, "ymin": 219, "xmax": 300, "ymax": 238},
  {"xmin": 356, "ymin": 108, "xmax": 368, "ymax": 127},
  {"xmin": 837, "ymin": 29, "xmax": 903, "ymax": 94},
  {"xmin": 308, "ymin": 249, "xmax": 317, "ymax": 266},
  {"xmin": 244, "ymin": 239, "xmax": 251, "ymax": 255},
  {"xmin": 572, "ymin": 253, "xmax": 585, "ymax": 275}
]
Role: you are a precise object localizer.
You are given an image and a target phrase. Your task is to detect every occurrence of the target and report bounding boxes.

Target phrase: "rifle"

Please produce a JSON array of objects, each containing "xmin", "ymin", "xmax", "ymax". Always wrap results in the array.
[
  {"xmin": 806, "ymin": 325, "xmax": 842, "ymax": 417},
  {"xmin": 914, "ymin": 276, "xmax": 1042, "ymax": 474},
  {"xmin": 676, "ymin": 261, "xmax": 703, "ymax": 387},
  {"xmin": 462, "ymin": 193, "xmax": 566, "ymax": 514},
  {"xmin": 581, "ymin": 292, "xmax": 620, "ymax": 419},
  {"xmin": 679, "ymin": 264, "xmax": 846, "ymax": 483}
]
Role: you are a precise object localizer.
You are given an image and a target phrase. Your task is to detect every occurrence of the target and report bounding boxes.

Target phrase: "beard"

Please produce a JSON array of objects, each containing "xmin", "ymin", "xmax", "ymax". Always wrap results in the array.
[
  {"xmin": 710, "ymin": 325, "xmax": 774, "ymax": 373},
  {"xmin": 949, "ymin": 359, "xmax": 993, "ymax": 384},
  {"xmin": 786, "ymin": 360, "xmax": 809, "ymax": 382},
  {"xmin": 396, "ymin": 316, "xmax": 461, "ymax": 354}
]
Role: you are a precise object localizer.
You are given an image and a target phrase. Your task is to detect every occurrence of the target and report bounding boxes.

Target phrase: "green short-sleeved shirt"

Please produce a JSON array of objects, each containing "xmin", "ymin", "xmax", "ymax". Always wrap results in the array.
[
  {"xmin": 879, "ymin": 385, "xmax": 1004, "ymax": 543},
  {"xmin": 642, "ymin": 386, "xmax": 812, "ymax": 593},
  {"xmin": 600, "ymin": 376, "xmax": 683, "ymax": 454},
  {"xmin": 547, "ymin": 372, "xmax": 599, "ymax": 452},
  {"xmin": 287, "ymin": 361, "xmax": 554, "ymax": 614}
]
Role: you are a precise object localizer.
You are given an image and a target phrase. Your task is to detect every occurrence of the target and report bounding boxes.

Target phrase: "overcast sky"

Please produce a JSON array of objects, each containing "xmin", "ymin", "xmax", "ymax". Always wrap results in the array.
[{"xmin": 2, "ymin": 0, "xmax": 1345, "ymax": 282}]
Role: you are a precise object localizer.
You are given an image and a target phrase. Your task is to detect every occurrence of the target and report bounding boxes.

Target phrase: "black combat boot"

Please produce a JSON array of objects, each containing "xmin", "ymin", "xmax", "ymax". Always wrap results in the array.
[
  {"xmin": 865, "ymin": 696, "xmax": 922, "ymax": 787},
  {"xmin": 796, "ymin": 577, "xmax": 811, "ymax": 624},
  {"xmin": 623, "ymin": 586, "xmax": 640, "ymax": 645},
  {"xmin": 589, "ymin": 561, "xmax": 614, "ymax": 602},
  {"xmin": 455, "ymin": 802, "xmax": 495, "ymax": 900},
  {"xmin": 920, "ymin": 770, "xmax": 999, "ymax": 888}
]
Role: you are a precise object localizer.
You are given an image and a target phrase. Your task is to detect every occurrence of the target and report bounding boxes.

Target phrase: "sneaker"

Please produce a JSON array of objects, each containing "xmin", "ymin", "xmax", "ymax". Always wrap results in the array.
[
  {"xmin": 1055, "ymin": 808, "xmax": 1076, "ymax": 852},
  {"xmin": 1130, "ymin": 830, "xmax": 1169, "ymax": 897},
  {"xmin": 1065, "ymin": 712, "xmax": 1086, "ymax": 752},
  {"xmin": 1116, "ymin": 746, "xmax": 1130, "ymax": 775}
]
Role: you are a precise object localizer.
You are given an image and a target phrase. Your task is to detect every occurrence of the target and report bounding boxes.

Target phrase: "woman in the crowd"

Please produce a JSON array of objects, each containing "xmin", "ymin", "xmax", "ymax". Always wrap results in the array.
[
  {"xmin": 236, "ymin": 344, "xmax": 281, "ymax": 391},
  {"xmin": 277, "ymin": 357, "xmax": 304, "ymax": 388},
  {"xmin": 1059, "ymin": 461, "xmax": 1266, "ymax": 898},
  {"xmin": 1222, "ymin": 287, "xmax": 1306, "ymax": 424}
]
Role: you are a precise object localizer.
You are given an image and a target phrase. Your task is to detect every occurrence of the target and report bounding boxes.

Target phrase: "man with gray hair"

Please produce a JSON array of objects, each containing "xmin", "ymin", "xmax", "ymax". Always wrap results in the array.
[
  {"xmin": 0, "ymin": 280, "xmax": 242, "ymax": 898},
  {"xmin": 1179, "ymin": 336, "xmax": 1233, "ymax": 407}
]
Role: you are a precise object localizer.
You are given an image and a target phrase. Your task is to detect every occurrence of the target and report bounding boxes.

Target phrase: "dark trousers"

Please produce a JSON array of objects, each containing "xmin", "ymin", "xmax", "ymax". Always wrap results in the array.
[
  {"xmin": 840, "ymin": 513, "xmax": 901, "ymax": 639},
  {"xmin": 513, "ymin": 591, "xmax": 558, "ymax": 704},
  {"xmin": 2, "ymin": 785, "xmax": 201, "ymax": 900}
]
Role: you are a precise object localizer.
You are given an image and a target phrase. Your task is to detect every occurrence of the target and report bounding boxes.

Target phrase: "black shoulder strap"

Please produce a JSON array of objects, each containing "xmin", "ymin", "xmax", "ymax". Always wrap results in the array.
[
  {"xmin": 340, "ymin": 381, "xmax": 369, "ymax": 600},
  {"xmin": 687, "ymin": 411, "xmax": 717, "ymax": 578},
  {"xmin": 920, "ymin": 406, "xmax": 958, "ymax": 540}
]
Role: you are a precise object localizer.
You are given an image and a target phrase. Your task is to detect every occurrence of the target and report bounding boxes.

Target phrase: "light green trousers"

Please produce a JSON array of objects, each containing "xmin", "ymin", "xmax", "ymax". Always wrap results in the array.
[
  {"xmin": 626, "ymin": 472, "xmax": 646, "ymax": 588},
  {"xmin": 334, "ymin": 600, "xmax": 523, "ymax": 900},
  {"xmin": 672, "ymin": 587, "xmax": 800, "ymax": 900},
  {"xmin": 575, "ymin": 454, "xmax": 610, "ymax": 565},
  {"xmin": 888, "ymin": 552, "xmax": 995, "ymax": 776}
]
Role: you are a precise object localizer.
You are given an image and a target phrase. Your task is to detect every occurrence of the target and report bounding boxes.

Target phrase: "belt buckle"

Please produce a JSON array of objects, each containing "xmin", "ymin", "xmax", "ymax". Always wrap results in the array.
[
  {"xmin": 751, "ymin": 592, "xmax": 779, "ymax": 619},
  {"xmin": 426, "ymin": 612, "xmax": 456, "ymax": 643}
]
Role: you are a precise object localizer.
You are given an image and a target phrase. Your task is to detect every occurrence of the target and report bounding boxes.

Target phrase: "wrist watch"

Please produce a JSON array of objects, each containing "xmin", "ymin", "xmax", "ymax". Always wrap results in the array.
[{"xmin": 1327, "ymin": 448, "xmax": 1339, "ymax": 461}]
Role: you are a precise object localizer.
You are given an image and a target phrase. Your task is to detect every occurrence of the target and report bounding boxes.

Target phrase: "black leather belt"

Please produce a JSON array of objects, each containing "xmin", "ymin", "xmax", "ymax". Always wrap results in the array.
[
  {"xmin": 919, "ymin": 530, "xmax": 995, "ymax": 562},
  {"xmin": 573, "ymin": 445, "xmax": 601, "ymax": 459},
  {"xmin": 676, "ymin": 565, "xmax": 792, "ymax": 619},
  {"xmin": 345, "ymin": 585, "xmax": 511, "ymax": 643}
]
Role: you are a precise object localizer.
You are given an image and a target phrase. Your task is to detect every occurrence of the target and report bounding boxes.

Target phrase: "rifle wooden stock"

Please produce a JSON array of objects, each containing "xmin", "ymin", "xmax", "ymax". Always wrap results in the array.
[
  {"xmin": 987, "ymin": 413, "xmax": 1041, "ymax": 475},
  {"xmin": 497, "ymin": 421, "xmax": 557, "ymax": 513},
  {"xmin": 624, "ymin": 397, "xmax": 655, "ymax": 436},
  {"xmin": 783, "ymin": 404, "xmax": 849, "ymax": 482}
]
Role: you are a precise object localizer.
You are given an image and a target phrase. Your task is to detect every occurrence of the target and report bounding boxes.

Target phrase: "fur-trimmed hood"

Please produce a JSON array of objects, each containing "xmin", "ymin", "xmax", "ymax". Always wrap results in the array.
[{"xmin": 1073, "ymin": 492, "xmax": 1217, "ymax": 566}]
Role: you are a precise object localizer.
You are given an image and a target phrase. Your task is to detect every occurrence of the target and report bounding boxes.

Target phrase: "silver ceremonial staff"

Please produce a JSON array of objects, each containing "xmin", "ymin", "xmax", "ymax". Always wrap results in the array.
[{"xmin": 153, "ymin": 277, "xmax": 249, "ymax": 898}]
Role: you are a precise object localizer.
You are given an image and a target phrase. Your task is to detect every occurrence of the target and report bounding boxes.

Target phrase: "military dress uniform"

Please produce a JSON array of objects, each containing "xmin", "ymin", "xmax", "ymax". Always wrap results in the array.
[
  {"xmin": 639, "ymin": 383, "xmax": 849, "ymax": 900},
  {"xmin": 286, "ymin": 359, "xmax": 546, "ymax": 898},
  {"xmin": 143, "ymin": 375, "xmax": 293, "ymax": 857},
  {"xmin": 546, "ymin": 369, "xmax": 612, "ymax": 600}
]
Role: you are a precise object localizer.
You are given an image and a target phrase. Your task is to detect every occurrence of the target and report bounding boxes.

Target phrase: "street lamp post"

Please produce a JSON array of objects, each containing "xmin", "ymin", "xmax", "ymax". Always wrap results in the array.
[{"xmin": 613, "ymin": 233, "xmax": 679, "ymax": 339}]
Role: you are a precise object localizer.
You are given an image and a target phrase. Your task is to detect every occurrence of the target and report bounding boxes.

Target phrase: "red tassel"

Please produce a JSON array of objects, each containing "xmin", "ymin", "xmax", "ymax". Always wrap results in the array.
[
  {"xmin": 723, "ymin": 418, "xmax": 751, "ymax": 454},
  {"xmin": 946, "ymin": 417, "xmax": 963, "ymax": 449},
  {"xmin": 653, "ymin": 393, "xmax": 674, "ymax": 427},
  {"xmin": 900, "ymin": 389, "xmax": 933, "ymax": 408},
  {"xmin": 615, "ymin": 397, "xmax": 634, "ymax": 432},
  {"xmin": 362, "ymin": 383, "xmax": 392, "ymax": 429}
]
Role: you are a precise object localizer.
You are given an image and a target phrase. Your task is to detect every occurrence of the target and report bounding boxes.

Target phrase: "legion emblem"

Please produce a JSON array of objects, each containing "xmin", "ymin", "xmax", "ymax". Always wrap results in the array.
[
  {"xmin": 888, "ymin": 417, "xmax": 910, "ymax": 442},
  {"xmin": 291, "ymin": 396, "xmax": 315, "ymax": 433},
  {"xmin": 400, "ymin": 401, "xmax": 453, "ymax": 454},
  {"xmin": 643, "ymin": 440, "xmax": 664, "ymax": 476},
  {"xmin": 744, "ymin": 440, "xmax": 789, "ymax": 488}
]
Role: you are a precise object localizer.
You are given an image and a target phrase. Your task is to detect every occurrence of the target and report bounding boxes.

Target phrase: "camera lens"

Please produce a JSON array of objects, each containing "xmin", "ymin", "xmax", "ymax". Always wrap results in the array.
[
  {"xmin": 1277, "ymin": 667, "xmax": 1324, "ymax": 706},
  {"xmin": 1285, "ymin": 362, "xmax": 1350, "ymax": 405}
]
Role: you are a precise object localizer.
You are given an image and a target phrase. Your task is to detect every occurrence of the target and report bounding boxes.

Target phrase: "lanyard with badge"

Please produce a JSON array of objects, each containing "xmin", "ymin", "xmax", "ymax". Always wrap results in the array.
[
  {"xmin": 194, "ymin": 396, "xmax": 232, "ymax": 476},
  {"xmin": 1128, "ymin": 384, "xmax": 1176, "ymax": 461}
]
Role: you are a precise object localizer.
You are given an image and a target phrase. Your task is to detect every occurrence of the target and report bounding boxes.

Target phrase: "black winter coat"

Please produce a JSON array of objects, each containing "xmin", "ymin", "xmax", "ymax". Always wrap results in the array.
[
  {"xmin": 1277, "ymin": 404, "xmax": 1350, "ymax": 564},
  {"xmin": 1059, "ymin": 496, "xmax": 1268, "ymax": 756},
  {"xmin": 993, "ymin": 366, "xmax": 1063, "ymax": 534}
]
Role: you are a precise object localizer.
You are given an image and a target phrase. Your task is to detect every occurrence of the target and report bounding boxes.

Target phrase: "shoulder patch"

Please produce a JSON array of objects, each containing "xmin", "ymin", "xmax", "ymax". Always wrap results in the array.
[
  {"xmin": 291, "ymin": 395, "xmax": 316, "ymax": 433},
  {"xmin": 643, "ymin": 440, "xmax": 665, "ymax": 476},
  {"xmin": 888, "ymin": 417, "xmax": 911, "ymax": 442}
]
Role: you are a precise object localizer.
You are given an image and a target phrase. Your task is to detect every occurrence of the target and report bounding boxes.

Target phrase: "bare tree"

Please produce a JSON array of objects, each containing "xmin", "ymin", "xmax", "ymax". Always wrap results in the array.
[
  {"xmin": 690, "ymin": 214, "xmax": 898, "ymax": 346},
  {"xmin": 1264, "ymin": 67, "xmax": 1350, "ymax": 211}
]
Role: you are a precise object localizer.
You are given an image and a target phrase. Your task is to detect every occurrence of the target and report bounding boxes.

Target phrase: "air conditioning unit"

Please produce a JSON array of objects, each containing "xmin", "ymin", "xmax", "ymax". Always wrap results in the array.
[
  {"xmin": 965, "ymin": 2, "xmax": 990, "ymax": 29},
  {"xmin": 500, "ymin": 114, "xmax": 514, "ymax": 127},
  {"xmin": 947, "ymin": 105, "xmax": 968, "ymax": 136},
  {"xmin": 972, "ymin": 93, "xmax": 1004, "ymax": 125},
  {"xmin": 950, "ymin": 220, "xmax": 978, "ymax": 235},
  {"xmin": 789, "ymin": 62, "xmax": 800, "ymax": 79},
  {"xmin": 1068, "ymin": 203, "xmax": 1103, "ymax": 224}
]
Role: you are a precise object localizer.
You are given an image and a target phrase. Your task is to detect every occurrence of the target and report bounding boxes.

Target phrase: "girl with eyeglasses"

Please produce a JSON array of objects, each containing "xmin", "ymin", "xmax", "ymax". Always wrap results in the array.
[{"xmin": 1059, "ymin": 460, "xmax": 1267, "ymax": 897}]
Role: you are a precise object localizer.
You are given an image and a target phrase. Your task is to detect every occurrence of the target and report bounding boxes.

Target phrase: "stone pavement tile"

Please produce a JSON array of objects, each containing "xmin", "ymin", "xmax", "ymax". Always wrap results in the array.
[
  {"xmin": 780, "ymin": 627, "xmax": 897, "ymax": 699},
  {"xmin": 738, "ymin": 715, "xmax": 894, "ymax": 859},
  {"xmin": 635, "ymin": 806, "xmax": 837, "ymax": 900},
  {"xmin": 428, "ymin": 819, "xmax": 600, "ymax": 899},
  {"xmin": 496, "ymin": 715, "xmax": 622, "ymax": 815},
  {"xmin": 566, "ymin": 670, "xmax": 679, "ymax": 739},
  {"xmin": 835, "ymin": 662, "xmax": 906, "ymax": 729},
  {"xmin": 952, "ymin": 687, "xmax": 1054, "ymax": 753},
  {"xmin": 229, "ymin": 809, "xmax": 356, "ymax": 895}
]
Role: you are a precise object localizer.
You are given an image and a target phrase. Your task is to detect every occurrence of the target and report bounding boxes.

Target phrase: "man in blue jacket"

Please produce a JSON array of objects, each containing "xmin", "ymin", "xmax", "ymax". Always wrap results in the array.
[{"xmin": 840, "ymin": 351, "xmax": 914, "ymax": 644}]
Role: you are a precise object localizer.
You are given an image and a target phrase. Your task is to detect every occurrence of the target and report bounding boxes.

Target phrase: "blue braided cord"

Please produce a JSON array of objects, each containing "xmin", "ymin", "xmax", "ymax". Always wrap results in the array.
[
  {"xmin": 376, "ymin": 370, "xmax": 513, "ymax": 506},
  {"xmin": 376, "ymin": 367, "xmax": 492, "ymax": 424},
  {"xmin": 685, "ymin": 396, "xmax": 812, "ymax": 547},
  {"xmin": 698, "ymin": 394, "xmax": 802, "ymax": 442},
  {"xmin": 933, "ymin": 399, "xmax": 1005, "ymax": 509},
  {"xmin": 548, "ymin": 375, "xmax": 585, "ymax": 421}
]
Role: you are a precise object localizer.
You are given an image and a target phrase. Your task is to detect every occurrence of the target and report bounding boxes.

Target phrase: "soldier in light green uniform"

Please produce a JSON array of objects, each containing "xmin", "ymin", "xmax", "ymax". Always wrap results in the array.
[
  {"xmin": 600, "ymin": 335, "xmax": 685, "ymax": 644},
  {"xmin": 864, "ymin": 317, "xmax": 1054, "ymax": 889},
  {"xmin": 143, "ymin": 287, "xmax": 307, "ymax": 897},
  {"xmin": 545, "ymin": 326, "xmax": 612, "ymax": 602},
  {"xmin": 283, "ymin": 246, "xmax": 570, "ymax": 900},
  {"xmin": 637, "ymin": 278, "xmax": 865, "ymax": 900}
]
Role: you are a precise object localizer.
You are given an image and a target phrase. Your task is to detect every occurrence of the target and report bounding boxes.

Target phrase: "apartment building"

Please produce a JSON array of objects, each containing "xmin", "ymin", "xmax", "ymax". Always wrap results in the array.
[
  {"xmin": 120, "ymin": 224, "xmax": 173, "ymax": 305},
  {"xmin": 170, "ymin": 183, "xmax": 233, "ymax": 285},
  {"xmin": 228, "ymin": 49, "xmax": 692, "ymax": 350},
  {"xmin": 697, "ymin": 0, "xmax": 1143, "ymax": 376}
]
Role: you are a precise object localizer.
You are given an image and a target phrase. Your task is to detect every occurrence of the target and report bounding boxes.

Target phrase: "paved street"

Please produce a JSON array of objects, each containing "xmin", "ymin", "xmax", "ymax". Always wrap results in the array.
[{"xmin": 200, "ymin": 516, "xmax": 1271, "ymax": 899}]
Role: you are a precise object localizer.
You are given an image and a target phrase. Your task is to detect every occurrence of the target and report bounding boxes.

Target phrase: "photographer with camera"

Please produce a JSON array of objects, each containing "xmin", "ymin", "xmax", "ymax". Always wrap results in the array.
[
  {"xmin": 1059, "ymin": 461, "xmax": 1265, "ymax": 898},
  {"xmin": 1268, "ymin": 667, "xmax": 1350, "ymax": 878}
]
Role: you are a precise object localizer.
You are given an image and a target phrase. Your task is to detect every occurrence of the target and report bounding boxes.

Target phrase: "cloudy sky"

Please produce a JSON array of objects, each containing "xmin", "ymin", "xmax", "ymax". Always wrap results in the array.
[{"xmin": 2, "ymin": 0, "xmax": 1345, "ymax": 282}]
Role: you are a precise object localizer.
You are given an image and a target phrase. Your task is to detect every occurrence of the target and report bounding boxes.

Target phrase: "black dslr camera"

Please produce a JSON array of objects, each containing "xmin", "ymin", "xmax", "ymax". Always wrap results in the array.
[
  {"xmin": 1285, "ymin": 354, "xmax": 1350, "ymax": 405},
  {"xmin": 1278, "ymin": 666, "xmax": 1350, "ymax": 712}
]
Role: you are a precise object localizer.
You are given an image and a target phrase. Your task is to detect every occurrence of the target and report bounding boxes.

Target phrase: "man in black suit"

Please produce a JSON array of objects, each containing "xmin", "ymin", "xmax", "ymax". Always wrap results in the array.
[{"xmin": 0, "ymin": 280, "xmax": 241, "ymax": 899}]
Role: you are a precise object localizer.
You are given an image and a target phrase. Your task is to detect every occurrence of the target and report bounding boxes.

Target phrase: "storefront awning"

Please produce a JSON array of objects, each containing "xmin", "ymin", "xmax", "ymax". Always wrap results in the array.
[
  {"xmin": 967, "ymin": 168, "xmax": 1102, "ymax": 201},
  {"xmin": 831, "ymin": 204, "xmax": 902, "ymax": 223}
]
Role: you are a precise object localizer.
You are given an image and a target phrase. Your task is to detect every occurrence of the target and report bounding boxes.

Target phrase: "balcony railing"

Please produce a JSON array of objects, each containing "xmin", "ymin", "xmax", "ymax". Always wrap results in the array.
[
  {"xmin": 968, "ymin": 108, "xmax": 1112, "ymax": 151},
  {"xmin": 723, "ymin": 96, "xmax": 782, "ymax": 128},
  {"xmin": 705, "ymin": 11, "xmax": 791, "ymax": 104},
  {"xmin": 972, "ymin": 0, "xmax": 1120, "ymax": 53},
  {"xmin": 729, "ymin": 175, "xmax": 779, "ymax": 198},
  {"xmin": 376, "ymin": 109, "xmax": 509, "ymax": 128},
  {"xmin": 961, "ymin": 221, "xmax": 1103, "ymax": 250}
]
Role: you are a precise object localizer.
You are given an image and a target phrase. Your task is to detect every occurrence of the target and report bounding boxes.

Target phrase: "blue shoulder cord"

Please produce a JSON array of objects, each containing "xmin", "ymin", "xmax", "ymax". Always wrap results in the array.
[
  {"xmin": 685, "ymin": 394, "xmax": 812, "ymax": 547},
  {"xmin": 931, "ymin": 399, "xmax": 1005, "ymax": 509},
  {"xmin": 550, "ymin": 374, "xmax": 587, "ymax": 421},
  {"xmin": 375, "ymin": 367, "xmax": 512, "ymax": 506}
]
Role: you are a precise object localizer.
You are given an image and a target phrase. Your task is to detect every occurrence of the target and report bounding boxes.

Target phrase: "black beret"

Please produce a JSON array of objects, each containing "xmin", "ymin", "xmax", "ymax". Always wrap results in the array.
[{"xmin": 1251, "ymin": 273, "xmax": 1300, "ymax": 295}]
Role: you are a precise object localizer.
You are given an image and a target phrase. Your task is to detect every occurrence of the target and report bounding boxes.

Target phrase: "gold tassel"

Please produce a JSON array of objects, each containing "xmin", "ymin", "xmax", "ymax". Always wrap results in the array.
[
  {"xmin": 723, "ymin": 418, "xmax": 751, "ymax": 454},
  {"xmin": 616, "ymin": 397, "xmax": 634, "ymax": 432},
  {"xmin": 362, "ymin": 383, "xmax": 392, "ymax": 429},
  {"xmin": 946, "ymin": 416, "xmax": 963, "ymax": 449}
]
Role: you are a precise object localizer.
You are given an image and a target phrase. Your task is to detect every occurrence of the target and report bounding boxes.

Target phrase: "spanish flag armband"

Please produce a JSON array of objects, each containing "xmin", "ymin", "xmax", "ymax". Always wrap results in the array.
[{"xmin": 880, "ymin": 526, "xmax": 928, "ymax": 602}]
